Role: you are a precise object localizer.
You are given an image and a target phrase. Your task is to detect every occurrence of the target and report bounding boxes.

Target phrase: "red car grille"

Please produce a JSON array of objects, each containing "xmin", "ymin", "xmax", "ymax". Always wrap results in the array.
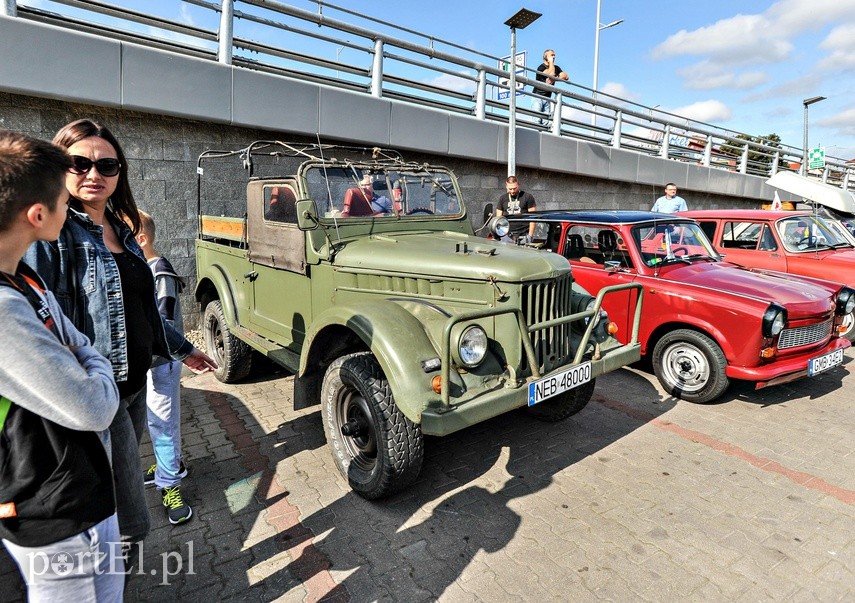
[{"xmin": 778, "ymin": 319, "xmax": 832, "ymax": 350}]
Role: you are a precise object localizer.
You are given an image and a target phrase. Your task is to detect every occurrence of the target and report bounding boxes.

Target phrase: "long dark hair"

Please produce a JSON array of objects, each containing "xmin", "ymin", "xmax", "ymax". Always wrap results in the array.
[{"xmin": 52, "ymin": 118, "xmax": 140, "ymax": 234}]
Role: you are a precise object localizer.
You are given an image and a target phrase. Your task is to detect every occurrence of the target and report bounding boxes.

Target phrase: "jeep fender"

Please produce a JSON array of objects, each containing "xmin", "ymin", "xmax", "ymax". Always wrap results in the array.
[
  {"xmin": 195, "ymin": 264, "xmax": 240, "ymax": 328},
  {"xmin": 299, "ymin": 300, "xmax": 440, "ymax": 424}
]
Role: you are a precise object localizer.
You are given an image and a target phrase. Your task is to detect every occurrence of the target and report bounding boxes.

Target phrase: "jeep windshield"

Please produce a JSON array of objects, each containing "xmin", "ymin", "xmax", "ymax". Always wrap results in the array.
[
  {"xmin": 305, "ymin": 165, "xmax": 462, "ymax": 220},
  {"xmin": 634, "ymin": 221, "xmax": 721, "ymax": 267}
]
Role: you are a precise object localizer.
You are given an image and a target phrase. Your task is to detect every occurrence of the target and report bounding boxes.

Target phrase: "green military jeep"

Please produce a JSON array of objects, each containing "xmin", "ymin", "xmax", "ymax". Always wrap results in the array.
[{"xmin": 194, "ymin": 141, "xmax": 643, "ymax": 499}]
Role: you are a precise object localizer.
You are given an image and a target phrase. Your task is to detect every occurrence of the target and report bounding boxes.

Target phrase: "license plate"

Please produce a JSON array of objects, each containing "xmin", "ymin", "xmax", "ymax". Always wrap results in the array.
[
  {"xmin": 528, "ymin": 362, "xmax": 592, "ymax": 406},
  {"xmin": 808, "ymin": 348, "xmax": 844, "ymax": 376}
]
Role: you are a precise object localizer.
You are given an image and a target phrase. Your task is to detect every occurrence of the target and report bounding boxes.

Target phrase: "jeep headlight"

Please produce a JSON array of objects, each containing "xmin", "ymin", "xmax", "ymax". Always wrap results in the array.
[
  {"xmin": 762, "ymin": 303, "xmax": 787, "ymax": 338},
  {"xmin": 488, "ymin": 216, "xmax": 510, "ymax": 239},
  {"xmin": 836, "ymin": 287, "xmax": 855, "ymax": 315},
  {"xmin": 452, "ymin": 325, "xmax": 488, "ymax": 368},
  {"xmin": 571, "ymin": 294, "xmax": 602, "ymax": 331}
]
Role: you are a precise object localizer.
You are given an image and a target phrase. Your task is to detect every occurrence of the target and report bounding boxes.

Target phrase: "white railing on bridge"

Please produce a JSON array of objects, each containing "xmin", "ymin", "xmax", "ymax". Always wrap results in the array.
[{"xmin": 8, "ymin": 0, "xmax": 853, "ymax": 192}]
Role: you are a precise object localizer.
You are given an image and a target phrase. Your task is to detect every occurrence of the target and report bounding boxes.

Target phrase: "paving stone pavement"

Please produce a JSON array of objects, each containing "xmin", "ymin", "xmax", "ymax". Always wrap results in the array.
[{"xmin": 2, "ymin": 354, "xmax": 853, "ymax": 602}]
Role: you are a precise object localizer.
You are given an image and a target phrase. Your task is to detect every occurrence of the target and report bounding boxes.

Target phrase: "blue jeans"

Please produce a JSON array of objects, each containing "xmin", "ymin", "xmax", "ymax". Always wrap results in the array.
[
  {"xmin": 3, "ymin": 514, "xmax": 124, "ymax": 602},
  {"xmin": 146, "ymin": 361, "xmax": 184, "ymax": 488},
  {"xmin": 110, "ymin": 387, "xmax": 150, "ymax": 558},
  {"xmin": 532, "ymin": 95, "xmax": 552, "ymax": 125}
]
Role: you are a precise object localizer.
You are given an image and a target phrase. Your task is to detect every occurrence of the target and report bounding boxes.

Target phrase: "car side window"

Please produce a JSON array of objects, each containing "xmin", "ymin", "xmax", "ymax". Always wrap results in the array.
[
  {"xmin": 722, "ymin": 221, "xmax": 761, "ymax": 250},
  {"xmin": 264, "ymin": 185, "xmax": 298, "ymax": 223},
  {"xmin": 698, "ymin": 221, "xmax": 717, "ymax": 243}
]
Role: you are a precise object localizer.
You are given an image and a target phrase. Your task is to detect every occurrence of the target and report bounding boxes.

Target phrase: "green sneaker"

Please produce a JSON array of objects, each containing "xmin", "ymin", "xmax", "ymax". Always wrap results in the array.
[
  {"xmin": 143, "ymin": 461, "xmax": 188, "ymax": 486},
  {"xmin": 161, "ymin": 486, "xmax": 193, "ymax": 525}
]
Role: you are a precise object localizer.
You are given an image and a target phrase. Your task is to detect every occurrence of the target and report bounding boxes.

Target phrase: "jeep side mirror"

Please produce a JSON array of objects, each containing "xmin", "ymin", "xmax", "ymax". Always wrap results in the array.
[
  {"xmin": 483, "ymin": 203, "xmax": 494, "ymax": 224},
  {"xmin": 296, "ymin": 199, "xmax": 318, "ymax": 230}
]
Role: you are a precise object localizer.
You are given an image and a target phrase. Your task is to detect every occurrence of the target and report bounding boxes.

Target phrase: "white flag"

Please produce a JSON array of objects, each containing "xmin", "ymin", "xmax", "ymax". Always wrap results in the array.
[{"xmin": 771, "ymin": 190, "xmax": 782, "ymax": 210}]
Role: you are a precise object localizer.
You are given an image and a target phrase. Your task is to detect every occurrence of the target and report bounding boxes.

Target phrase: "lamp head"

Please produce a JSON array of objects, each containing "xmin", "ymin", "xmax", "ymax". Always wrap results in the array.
[{"xmin": 505, "ymin": 8, "xmax": 542, "ymax": 29}]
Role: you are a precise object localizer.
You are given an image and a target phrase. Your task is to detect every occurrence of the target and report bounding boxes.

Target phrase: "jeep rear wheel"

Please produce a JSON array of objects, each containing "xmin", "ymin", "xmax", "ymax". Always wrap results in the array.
[
  {"xmin": 203, "ymin": 300, "xmax": 252, "ymax": 383},
  {"xmin": 524, "ymin": 379, "xmax": 595, "ymax": 422},
  {"xmin": 652, "ymin": 329, "xmax": 729, "ymax": 403},
  {"xmin": 321, "ymin": 352, "xmax": 423, "ymax": 499}
]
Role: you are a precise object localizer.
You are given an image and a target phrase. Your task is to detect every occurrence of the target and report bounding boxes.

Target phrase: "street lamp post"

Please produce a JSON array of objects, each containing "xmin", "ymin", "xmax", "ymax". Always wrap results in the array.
[
  {"xmin": 802, "ymin": 95, "xmax": 826, "ymax": 176},
  {"xmin": 504, "ymin": 8, "xmax": 541, "ymax": 177},
  {"xmin": 591, "ymin": 0, "xmax": 623, "ymax": 125}
]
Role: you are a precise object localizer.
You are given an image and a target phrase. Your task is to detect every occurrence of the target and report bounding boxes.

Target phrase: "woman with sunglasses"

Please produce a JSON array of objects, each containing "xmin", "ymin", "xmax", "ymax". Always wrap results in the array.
[{"xmin": 23, "ymin": 118, "xmax": 216, "ymax": 571}]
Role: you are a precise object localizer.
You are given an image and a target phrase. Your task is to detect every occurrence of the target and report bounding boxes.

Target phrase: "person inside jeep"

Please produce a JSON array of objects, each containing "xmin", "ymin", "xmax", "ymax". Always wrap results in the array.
[{"xmin": 341, "ymin": 175, "xmax": 393, "ymax": 217}]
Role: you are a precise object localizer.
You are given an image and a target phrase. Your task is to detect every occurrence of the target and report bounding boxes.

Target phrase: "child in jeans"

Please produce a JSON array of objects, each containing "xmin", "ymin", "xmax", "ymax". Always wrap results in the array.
[
  {"xmin": 0, "ymin": 129, "xmax": 123, "ymax": 600},
  {"xmin": 135, "ymin": 210, "xmax": 192, "ymax": 525}
]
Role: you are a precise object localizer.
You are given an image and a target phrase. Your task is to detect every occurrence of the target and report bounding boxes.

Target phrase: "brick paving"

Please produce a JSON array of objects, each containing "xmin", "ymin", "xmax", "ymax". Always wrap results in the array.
[{"xmin": 2, "ymin": 355, "xmax": 853, "ymax": 602}]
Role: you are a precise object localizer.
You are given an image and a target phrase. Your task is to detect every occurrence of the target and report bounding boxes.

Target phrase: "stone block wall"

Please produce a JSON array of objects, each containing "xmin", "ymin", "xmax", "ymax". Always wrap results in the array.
[{"xmin": 1, "ymin": 92, "xmax": 751, "ymax": 329}]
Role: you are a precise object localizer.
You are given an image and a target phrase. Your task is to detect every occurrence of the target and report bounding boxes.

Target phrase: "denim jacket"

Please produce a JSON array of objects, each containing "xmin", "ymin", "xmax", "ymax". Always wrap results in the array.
[{"xmin": 23, "ymin": 206, "xmax": 193, "ymax": 383}]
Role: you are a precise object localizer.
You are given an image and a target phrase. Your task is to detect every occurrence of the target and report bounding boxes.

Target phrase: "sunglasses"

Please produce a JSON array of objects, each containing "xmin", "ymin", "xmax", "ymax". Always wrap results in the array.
[{"xmin": 69, "ymin": 155, "xmax": 121, "ymax": 177}]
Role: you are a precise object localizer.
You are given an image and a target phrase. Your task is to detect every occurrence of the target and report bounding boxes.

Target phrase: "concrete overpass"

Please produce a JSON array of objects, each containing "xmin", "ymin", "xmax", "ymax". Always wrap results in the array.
[{"xmin": 1, "ymin": 4, "xmax": 850, "ymax": 323}]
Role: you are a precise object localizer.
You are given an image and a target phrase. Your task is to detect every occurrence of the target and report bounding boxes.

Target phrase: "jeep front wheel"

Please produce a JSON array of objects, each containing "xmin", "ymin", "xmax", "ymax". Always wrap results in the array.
[
  {"xmin": 525, "ymin": 379, "xmax": 595, "ymax": 422},
  {"xmin": 321, "ymin": 352, "xmax": 423, "ymax": 499},
  {"xmin": 652, "ymin": 329, "xmax": 729, "ymax": 403},
  {"xmin": 203, "ymin": 300, "xmax": 252, "ymax": 383}
]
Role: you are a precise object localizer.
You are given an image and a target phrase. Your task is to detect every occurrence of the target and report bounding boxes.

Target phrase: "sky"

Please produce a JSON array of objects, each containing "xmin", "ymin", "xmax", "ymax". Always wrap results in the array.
[{"xmin": 21, "ymin": 0, "xmax": 855, "ymax": 160}]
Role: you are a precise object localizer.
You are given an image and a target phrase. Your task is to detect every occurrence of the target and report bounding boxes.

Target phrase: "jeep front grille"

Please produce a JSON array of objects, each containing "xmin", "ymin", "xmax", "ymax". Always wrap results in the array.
[
  {"xmin": 522, "ymin": 274, "xmax": 574, "ymax": 372},
  {"xmin": 777, "ymin": 319, "xmax": 832, "ymax": 350}
]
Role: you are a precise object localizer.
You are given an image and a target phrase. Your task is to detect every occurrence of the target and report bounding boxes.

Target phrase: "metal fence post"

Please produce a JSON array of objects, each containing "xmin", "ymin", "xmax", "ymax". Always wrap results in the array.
[
  {"xmin": 370, "ymin": 38, "xmax": 384, "ymax": 97},
  {"xmin": 551, "ymin": 93, "xmax": 562, "ymax": 136},
  {"xmin": 739, "ymin": 142, "xmax": 748, "ymax": 174},
  {"xmin": 2, "ymin": 0, "xmax": 16, "ymax": 17},
  {"xmin": 475, "ymin": 69, "xmax": 486, "ymax": 119},
  {"xmin": 217, "ymin": 0, "xmax": 233, "ymax": 65},
  {"xmin": 610, "ymin": 110, "xmax": 622, "ymax": 148},
  {"xmin": 660, "ymin": 125, "xmax": 670, "ymax": 159},
  {"xmin": 770, "ymin": 150, "xmax": 780, "ymax": 176},
  {"xmin": 702, "ymin": 136, "xmax": 712, "ymax": 167}
]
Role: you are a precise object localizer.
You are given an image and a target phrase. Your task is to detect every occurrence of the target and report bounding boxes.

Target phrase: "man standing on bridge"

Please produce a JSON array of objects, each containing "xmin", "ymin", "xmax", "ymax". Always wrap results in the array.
[{"xmin": 532, "ymin": 49, "xmax": 569, "ymax": 127}]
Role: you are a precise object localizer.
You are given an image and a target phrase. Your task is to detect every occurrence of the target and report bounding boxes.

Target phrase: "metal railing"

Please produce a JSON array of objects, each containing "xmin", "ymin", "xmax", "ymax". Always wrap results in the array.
[{"xmin": 8, "ymin": 0, "xmax": 854, "ymax": 191}]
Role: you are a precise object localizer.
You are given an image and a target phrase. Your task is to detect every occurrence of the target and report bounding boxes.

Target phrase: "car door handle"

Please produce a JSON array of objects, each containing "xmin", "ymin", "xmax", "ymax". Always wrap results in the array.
[{"xmin": 244, "ymin": 270, "xmax": 258, "ymax": 281}]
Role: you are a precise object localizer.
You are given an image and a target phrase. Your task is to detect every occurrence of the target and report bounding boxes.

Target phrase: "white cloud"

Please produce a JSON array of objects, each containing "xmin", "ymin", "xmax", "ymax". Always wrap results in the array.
[
  {"xmin": 765, "ymin": 0, "xmax": 855, "ymax": 37},
  {"xmin": 600, "ymin": 82, "xmax": 640, "ymax": 103},
  {"xmin": 817, "ymin": 23, "xmax": 855, "ymax": 71},
  {"xmin": 425, "ymin": 72, "xmax": 476, "ymax": 95},
  {"xmin": 678, "ymin": 61, "xmax": 768, "ymax": 91},
  {"xmin": 665, "ymin": 100, "xmax": 732, "ymax": 124},
  {"xmin": 179, "ymin": 5, "xmax": 196, "ymax": 27},
  {"xmin": 654, "ymin": 0, "xmax": 855, "ymax": 66},
  {"xmin": 742, "ymin": 73, "xmax": 823, "ymax": 103},
  {"xmin": 652, "ymin": 14, "xmax": 792, "ymax": 65},
  {"xmin": 817, "ymin": 107, "xmax": 855, "ymax": 137}
]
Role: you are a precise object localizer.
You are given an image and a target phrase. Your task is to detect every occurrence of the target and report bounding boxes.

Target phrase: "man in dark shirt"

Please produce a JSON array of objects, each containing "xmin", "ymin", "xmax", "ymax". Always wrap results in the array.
[
  {"xmin": 496, "ymin": 176, "xmax": 537, "ymax": 241},
  {"xmin": 532, "ymin": 49, "xmax": 569, "ymax": 126}
]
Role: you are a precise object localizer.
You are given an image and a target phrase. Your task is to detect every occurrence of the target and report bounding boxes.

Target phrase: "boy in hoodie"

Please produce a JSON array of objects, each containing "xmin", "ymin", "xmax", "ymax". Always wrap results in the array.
[
  {"xmin": 0, "ymin": 129, "xmax": 123, "ymax": 599},
  {"xmin": 134, "ymin": 210, "xmax": 194, "ymax": 525}
]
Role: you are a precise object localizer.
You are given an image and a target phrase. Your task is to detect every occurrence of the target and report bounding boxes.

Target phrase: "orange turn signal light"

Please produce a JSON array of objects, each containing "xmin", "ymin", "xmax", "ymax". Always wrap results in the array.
[
  {"xmin": 607, "ymin": 321, "xmax": 618, "ymax": 335},
  {"xmin": 431, "ymin": 375, "xmax": 442, "ymax": 393},
  {"xmin": 759, "ymin": 347, "xmax": 776, "ymax": 359},
  {"xmin": 836, "ymin": 324, "xmax": 847, "ymax": 334}
]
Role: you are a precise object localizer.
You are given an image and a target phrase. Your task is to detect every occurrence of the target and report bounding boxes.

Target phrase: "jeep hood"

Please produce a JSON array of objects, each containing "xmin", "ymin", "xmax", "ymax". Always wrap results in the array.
[
  {"xmin": 663, "ymin": 262, "xmax": 835, "ymax": 313},
  {"xmin": 333, "ymin": 232, "xmax": 568, "ymax": 281}
]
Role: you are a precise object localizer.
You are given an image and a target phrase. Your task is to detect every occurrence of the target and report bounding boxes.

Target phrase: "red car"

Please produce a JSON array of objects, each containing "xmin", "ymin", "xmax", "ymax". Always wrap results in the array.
[
  {"xmin": 681, "ymin": 209, "xmax": 855, "ymax": 341},
  {"xmin": 505, "ymin": 210, "xmax": 853, "ymax": 403}
]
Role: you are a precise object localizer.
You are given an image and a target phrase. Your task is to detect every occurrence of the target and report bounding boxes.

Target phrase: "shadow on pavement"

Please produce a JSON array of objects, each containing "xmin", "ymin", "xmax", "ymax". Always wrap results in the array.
[{"xmin": 1, "ymin": 360, "xmax": 677, "ymax": 601}]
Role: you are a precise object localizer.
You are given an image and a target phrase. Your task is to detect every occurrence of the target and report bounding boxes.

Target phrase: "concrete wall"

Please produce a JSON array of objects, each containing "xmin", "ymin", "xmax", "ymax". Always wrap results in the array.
[{"xmin": 0, "ymin": 16, "xmax": 766, "ymax": 327}]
